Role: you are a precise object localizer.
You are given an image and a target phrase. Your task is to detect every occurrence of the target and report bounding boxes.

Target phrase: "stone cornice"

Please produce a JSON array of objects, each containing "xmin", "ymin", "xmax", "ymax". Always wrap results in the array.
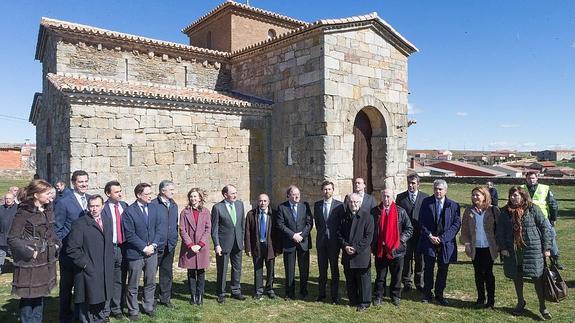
[
  {"xmin": 29, "ymin": 92, "xmax": 42, "ymax": 125},
  {"xmin": 231, "ymin": 12, "xmax": 418, "ymax": 60},
  {"xmin": 36, "ymin": 17, "xmax": 231, "ymax": 63},
  {"xmin": 182, "ymin": 1, "xmax": 306, "ymax": 34},
  {"xmin": 47, "ymin": 73, "xmax": 272, "ymax": 116}
]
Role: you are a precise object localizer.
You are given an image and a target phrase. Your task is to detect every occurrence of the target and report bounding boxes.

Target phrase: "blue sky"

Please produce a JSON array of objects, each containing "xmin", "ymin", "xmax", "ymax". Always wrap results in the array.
[{"xmin": 1, "ymin": 0, "xmax": 573, "ymax": 151}]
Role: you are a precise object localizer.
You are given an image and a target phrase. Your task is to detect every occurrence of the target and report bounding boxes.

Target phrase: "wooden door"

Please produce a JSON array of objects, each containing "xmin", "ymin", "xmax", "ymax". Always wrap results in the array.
[{"xmin": 353, "ymin": 110, "xmax": 373, "ymax": 193}]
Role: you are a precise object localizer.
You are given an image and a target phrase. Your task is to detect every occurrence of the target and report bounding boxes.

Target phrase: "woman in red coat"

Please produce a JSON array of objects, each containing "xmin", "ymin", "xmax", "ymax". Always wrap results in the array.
[{"xmin": 178, "ymin": 188, "xmax": 211, "ymax": 305}]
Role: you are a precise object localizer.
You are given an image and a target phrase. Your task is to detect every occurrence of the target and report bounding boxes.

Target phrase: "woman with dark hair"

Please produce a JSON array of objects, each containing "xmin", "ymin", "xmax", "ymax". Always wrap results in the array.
[
  {"xmin": 460, "ymin": 186, "xmax": 499, "ymax": 309},
  {"xmin": 8, "ymin": 179, "xmax": 62, "ymax": 323},
  {"xmin": 496, "ymin": 186, "xmax": 552, "ymax": 320},
  {"xmin": 178, "ymin": 188, "xmax": 211, "ymax": 305}
]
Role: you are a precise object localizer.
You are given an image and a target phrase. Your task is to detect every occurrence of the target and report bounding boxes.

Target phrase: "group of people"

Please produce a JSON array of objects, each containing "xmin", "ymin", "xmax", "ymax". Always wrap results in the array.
[{"xmin": 0, "ymin": 169, "xmax": 562, "ymax": 322}]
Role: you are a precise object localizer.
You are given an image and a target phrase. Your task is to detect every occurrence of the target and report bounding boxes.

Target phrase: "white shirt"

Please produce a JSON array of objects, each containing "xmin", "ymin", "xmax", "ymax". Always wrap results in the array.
[
  {"xmin": 73, "ymin": 191, "xmax": 87, "ymax": 210},
  {"xmin": 108, "ymin": 201, "xmax": 124, "ymax": 244},
  {"xmin": 472, "ymin": 209, "xmax": 489, "ymax": 248}
]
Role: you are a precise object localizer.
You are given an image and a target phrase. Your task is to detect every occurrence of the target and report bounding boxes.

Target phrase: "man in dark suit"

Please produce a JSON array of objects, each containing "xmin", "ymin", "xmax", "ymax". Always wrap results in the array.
[
  {"xmin": 151, "ymin": 180, "xmax": 178, "ymax": 308},
  {"xmin": 396, "ymin": 173, "xmax": 429, "ymax": 292},
  {"xmin": 211, "ymin": 184, "xmax": 246, "ymax": 303},
  {"xmin": 276, "ymin": 185, "xmax": 313, "ymax": 300},
  {"xmin": 244, "ymin": 193, "xmax": 281, "ymax": 300},
  {"xmin": 338, "ymin": 193, "xmax": 374, "ymax": 311},
  {"xmin": 101, "ymin": 181, "xmax": 129, "ymax": 319},
  {"xmin": 123, "ymin": 183, "xmax": 165, "ymax": 320},
  {"xmin": 0, "ymin": 192, "xmax": 17, "ymax": 274},
  {"xmin": 418, "ymin": 179, "xmax": 461, "ymax": 306},
  {"xmin": 345, "ymin": 177, "xmax": 377, "ymax": 214},
  {"xmin": 54, "ymin": 169, "xmax": 90, "ymax": 322},
  {"xmin": 313, "ymin": 180, "xmax": 344, "ymax": 304},
  {"xmin": 66, "ymin": 195, "xmax": 114, "ymax": 323}
]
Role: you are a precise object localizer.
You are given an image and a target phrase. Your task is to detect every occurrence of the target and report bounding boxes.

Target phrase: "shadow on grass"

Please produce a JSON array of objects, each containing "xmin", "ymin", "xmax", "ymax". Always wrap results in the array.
[
  {"xmin": 498, "ymin": 306, "xmax": 542, "ymax": 321},
  {"xmin": 0, "ymin": 296, "xmax": 60, "ymax": 322},
  {"xmin": 566, "ymin": 280, "xmax": 575, "ymax": 288}
]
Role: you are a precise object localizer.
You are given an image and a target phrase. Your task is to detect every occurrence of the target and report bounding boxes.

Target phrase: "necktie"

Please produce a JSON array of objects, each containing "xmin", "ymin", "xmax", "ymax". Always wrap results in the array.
[
  {"xmin": 114, "ymin": 203, "xmax": 123, "ymax": 244},
  {"xmin": 228, "ymin": 203, "xmax": 237, "ymax": 226},
  {"xmin": 410, "ymin": 193, "xmax": 416, "ymax": 205},
  {"xmin": 292, "ymin": 204, "xmax": 298, "ymax": 221},
  {"xmin": 95, "ymin": 216, "xmax": 103, "ymax": 231},
  {"xmin": 141, "ymin": 204, "xmax": 149, "ymax": 223},
  {"xmin": 259, "ymin": 211, "xmax": 266, "ymax": 241},
  {"xmin": 323, "ymin": 202, "xmax": 329, "ymax": 221},
  {"xmin": 436, "ymin": 200, "xmax": 442, "ymax": 222},
  {"xmin": 81, "ymin": 195, "xmax": 87, "ymax": 210}
]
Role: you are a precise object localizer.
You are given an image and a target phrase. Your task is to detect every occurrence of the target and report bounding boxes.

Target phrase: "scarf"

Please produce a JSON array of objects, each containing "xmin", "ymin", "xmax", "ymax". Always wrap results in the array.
[
  {"xmin": 507, "ymin": 205, "xmax": 526, "ymax": 250},
  {"xmin": 377, "ymin": 202, "xmax": 400, "ymax": 259}
]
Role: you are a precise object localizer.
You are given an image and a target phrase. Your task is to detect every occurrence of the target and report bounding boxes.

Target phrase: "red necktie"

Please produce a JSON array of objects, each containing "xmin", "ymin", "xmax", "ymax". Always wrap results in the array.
[
  {"xmin": 114, "ymin": 204, "xmax": 123, "ymax": 244},
  {"xmin": 96, "ymin": 216, "xmax": 103, "ymax": 231}
]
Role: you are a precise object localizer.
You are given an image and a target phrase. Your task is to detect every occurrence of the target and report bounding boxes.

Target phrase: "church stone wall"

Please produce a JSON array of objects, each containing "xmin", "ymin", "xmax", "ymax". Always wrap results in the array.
[
  {"xmin": 67, "ymin": 102, "xmax": 269, "ymax": 208},
  {"xmin": 323, "ymin": 28, "xmax": 410, "ymax": 194},
  {"xmin": 231, "ymin": 33, "xmax": 327, "ymax": 204}
]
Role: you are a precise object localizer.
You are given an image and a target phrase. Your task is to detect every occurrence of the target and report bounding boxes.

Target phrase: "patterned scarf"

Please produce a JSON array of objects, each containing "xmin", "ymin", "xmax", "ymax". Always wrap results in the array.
[{"xmin": 507, "ymin": 205, "xmax": 526, "ymax": 250}]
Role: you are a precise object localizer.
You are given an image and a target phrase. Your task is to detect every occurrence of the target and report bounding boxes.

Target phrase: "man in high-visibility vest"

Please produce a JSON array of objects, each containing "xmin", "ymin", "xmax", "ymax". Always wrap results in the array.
[{"xmin": 522, "ymin": 171, "xmax": 563, "ymax": 269}]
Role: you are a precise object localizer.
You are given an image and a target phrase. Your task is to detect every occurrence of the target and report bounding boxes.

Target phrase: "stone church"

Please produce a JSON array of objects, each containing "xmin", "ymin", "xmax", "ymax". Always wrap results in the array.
[{"xmin": 29, "ymin": 1, "xmax": 417, "ymax": 206}]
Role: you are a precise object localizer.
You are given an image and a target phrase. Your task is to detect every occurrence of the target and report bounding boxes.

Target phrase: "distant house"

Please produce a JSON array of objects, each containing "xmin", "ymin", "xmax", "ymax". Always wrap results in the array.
[
  {"xmin": 426, "ymin": 166, "xmax": 456, "ymax": 177},
  {"xmin": 436, "ymin": 150, "xmax": 453, "ymax": 161},
  {"xmin": 545, "ymin": 167, "xmax": 575, "ymax": 177},
  {"xmin": 462, "ymin": 153, "xmax": 488, "ymax": 164},
  {"xmin": 0, "ymin": 143, "xmax": 36, "ymax": 170},
  {"xmin": 528, "ymin": 161, "xmax": 556, "ymax": 172},
  {"xmin": 536, "ymin": 150, "xmax": 575, "ymax": 161},
  {"xmin": 407, "ymin": 158, "xmax": 431, "ymax": 176},
  {"xmin": 429, "ymin": 160, "xmax": 507, "ymax": 177},
  {"xmin": 485, "ymin": 164, "xmax": 523, "ymax": 177}
]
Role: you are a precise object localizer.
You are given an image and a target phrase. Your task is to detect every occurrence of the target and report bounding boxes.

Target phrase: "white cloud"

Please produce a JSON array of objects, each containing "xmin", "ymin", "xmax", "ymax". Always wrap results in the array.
[
  {"xmin": 455, "ymin": 111, "xmax": 468, "ymax": 117},
  {"xmin": 499, "ymin": 124, "xmax": 520, "ymax": 128},
  {"xmin": 407, "ymin": 103, "xmax": 423, "ymax": 115},
  {"xmin": 547, "ymin": 144, "xmax": 572, "ymax": 150}
]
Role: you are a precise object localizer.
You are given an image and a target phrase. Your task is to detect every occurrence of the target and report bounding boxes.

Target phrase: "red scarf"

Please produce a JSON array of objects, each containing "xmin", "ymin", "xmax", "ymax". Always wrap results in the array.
[{"xmin": 377, "ymin": 202, "xmax": 400, "ymax": 259}]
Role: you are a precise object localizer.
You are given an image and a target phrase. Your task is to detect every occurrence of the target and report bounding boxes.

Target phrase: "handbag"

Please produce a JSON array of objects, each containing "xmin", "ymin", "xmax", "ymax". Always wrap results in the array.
[{"xmin": 543, "ymin": 258, "xmax": 568, "ymax": 302}]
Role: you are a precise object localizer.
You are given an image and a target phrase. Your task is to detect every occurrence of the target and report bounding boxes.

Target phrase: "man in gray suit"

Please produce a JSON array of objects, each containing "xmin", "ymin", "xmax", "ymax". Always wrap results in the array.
[
  {"xmin": 396, "ymin": 173, "xmax": 429, "ymax": 292},
  {"xmin": 211, "ymin": 184, "xmax": 246, "ymax": 304},
  {"xmin": 277, "ymin": 185, "xmax": 313, "ymax": 300},
  {"xmin": 345, "ymin": 177, "xmax": 377, "ymax": 214}
]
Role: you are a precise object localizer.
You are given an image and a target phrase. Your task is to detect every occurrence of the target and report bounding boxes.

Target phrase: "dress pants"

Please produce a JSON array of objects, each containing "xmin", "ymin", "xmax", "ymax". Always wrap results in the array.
[
  {"xmin": 20, "ymin": 297, "xmax": 43, "ymax": 323},
  {"xmin": 402, "ymin": 238, "xmax": 424, "ymax": 289},
  {"xmin": 78, "ymin": 302, "xmax": 106, "ymax": 323},
  {"xmin": 188, "ymin": 269, "xmax": 206, "ymax": 297},
  {"xmin": 544, "ymin": 218, "xmax": 559, "ymax": 256},
  {"xmin": 473, "ymin": 247, "xmax": 495, "ymax": 303},
  {"xmin": 283, "ymin": 248, "xmax": 309, "ymax": 297},
  {"xmin": 126, "ymin": 254, "xmax": 158, "ymax": 316},
  {"xmin": 215, "ymin": 243, "xmax": 242, "ymax": 297},
  {"xmin": 344, "ymin": 267, "xmax": 372, "ymax": 307},
  {"xmin": 423, "ymin": 254, "xmax": 449, "ymax": 299},
  {"xmin": 252, "ymin": 241, "xmax": 275, "ymax": 296},
  {"xmin": 316, "ymin": 241, "xmax": 340, "ymax": 301},
  {"xmin": 157, "ymin": 245, "xmax": 175, "ymax": 303},
  {"xmin": 59, "ymin": 253, "xmax": 78, "ymax": 322},
  {"xmin": 104, "ymin": 244, "xmax": 125, "ymax": 317},
  {"xmin": 375, "ymin": 256, "xmax": 404, "ymax": 299}
]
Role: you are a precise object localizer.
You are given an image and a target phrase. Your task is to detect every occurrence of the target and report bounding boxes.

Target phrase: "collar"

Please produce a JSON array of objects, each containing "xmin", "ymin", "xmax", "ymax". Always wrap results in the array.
[
  {"xmin": 323, "ymin": 198, "xmax": 333, "ymax": 204},
  {"xmin": 159, "ymin": 196, "xmax": 170, "ymax": 205},
  {"xmin": 137, "ymin": 201, "xmax": 147, "ymax": 208},
  {"xmin": 73, "ymin": 191, "xmax": 85, "ymax": 199},
  {"xmin": 435, "ymin": 198, "xmax": 445, "ymax": 205},
  {"xmin": 259, "ymin": 208, "xmax": 268, "ymax": 215},
  {"xmin": 290, "ymin": 202, "xmax": 298, "ymax": 208}
]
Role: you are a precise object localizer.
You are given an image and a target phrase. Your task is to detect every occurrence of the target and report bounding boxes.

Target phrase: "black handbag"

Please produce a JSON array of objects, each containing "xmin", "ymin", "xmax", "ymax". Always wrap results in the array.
[{"xmin": 543, "ymin": 258, "xmax": 568, "ymax": 302}]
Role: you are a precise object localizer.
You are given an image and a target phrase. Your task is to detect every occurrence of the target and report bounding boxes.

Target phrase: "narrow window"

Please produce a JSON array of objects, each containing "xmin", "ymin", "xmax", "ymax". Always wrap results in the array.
[
  {"xmin": 286, "ymin": 146, "xmax": 293, "ymax": 166},
  {"xmin": 127, "ymin": 144, "xmax": 133, "ymax": 166},
  {"xmin": 267, "ymin": 29, "xmax": 276, "ymax": 40},
  {"xmin": 184, "ymin": 66, "xmax": 188, "ymax": 87},
  {"xmin": 124, "ymin": 58, "xmax": 129, "ymax": 81},
  {"xmin": 193, "ymin": 144, "xmax": 197, "ymax": 164},
  {"xmin": 46, "ymin": 153, "xmax": 52, "ymax": 183}
]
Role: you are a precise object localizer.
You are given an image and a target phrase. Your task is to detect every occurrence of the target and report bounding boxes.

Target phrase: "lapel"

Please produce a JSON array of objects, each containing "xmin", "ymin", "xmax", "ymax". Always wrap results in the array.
[
  {"xmin": 414, "ymin": 193, "xmax": 424, "ymax": 213},
  {"xmin": 87, "ymin": 215, "xmax": 104, "ymax": 236},
  {"xmin": 284, "ymin": 202, "xmax": 295, "ymax": 226},
  {"xmin": 135, "ymin": 203, "xmax": 149, "ymax": 228},
  {"xmin": 187, "ymin": 208, "xmax": 198, "ymax": 231},
  {"xmin": 349, "ymin": 212, "xmax": 359, "ymax": 242}
]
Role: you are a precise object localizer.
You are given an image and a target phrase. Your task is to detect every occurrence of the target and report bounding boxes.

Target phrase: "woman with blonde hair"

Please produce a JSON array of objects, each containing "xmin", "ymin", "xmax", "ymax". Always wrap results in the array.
[
  {"xmin": 496, "ymin": 186, "xmax": 551, "ymax": 320},
  {"xmin": 178, "ymin": 188, "xmax": 211, "ymax": 305},
  {"xmin": 8, "ymin": 180, "xmax": 61, "ymax": 323},
  {"xmin": 460, "ymin": 186, "xmax": 499, "ymax": 309}
]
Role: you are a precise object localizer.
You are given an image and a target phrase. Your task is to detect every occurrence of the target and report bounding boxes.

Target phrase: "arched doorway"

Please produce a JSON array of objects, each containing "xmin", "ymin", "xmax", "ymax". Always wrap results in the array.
[{"xmin": 353, "ymin": 110, "xmax": 373, "ymax": 193}]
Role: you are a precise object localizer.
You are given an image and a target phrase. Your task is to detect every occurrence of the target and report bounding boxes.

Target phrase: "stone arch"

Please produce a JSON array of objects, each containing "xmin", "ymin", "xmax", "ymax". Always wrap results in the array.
[{"xmin": 347, "ymin": 96, "xmax": 394, "ymax": 193}]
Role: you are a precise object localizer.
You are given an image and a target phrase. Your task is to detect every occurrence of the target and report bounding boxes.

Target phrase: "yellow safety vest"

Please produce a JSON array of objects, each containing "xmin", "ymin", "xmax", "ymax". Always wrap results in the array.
[{"xmin": 522, "ymin": 184, "xmax": 549, "ymax": 218}]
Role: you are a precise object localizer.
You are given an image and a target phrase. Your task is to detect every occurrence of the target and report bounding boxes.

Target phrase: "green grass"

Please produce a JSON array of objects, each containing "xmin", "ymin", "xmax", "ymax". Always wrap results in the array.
[
  {"xmin": 0, "ymin": 181, "xmax": 573, "ymax": 322},
  {"xmin": 0, "ymin": 179, "xmax": 29, "ymax": 196},
  {"xmin": 555, "ymin": 160, "xmax": 575, "ymax": 169}
]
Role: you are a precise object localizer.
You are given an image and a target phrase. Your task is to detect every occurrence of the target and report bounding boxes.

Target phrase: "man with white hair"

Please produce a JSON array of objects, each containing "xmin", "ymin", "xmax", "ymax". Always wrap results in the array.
[
  {"xmin": 418, "ymin": 179, "xmax": 461, "ymax": 306},
  {"xmin": 0, "ymin": 193, "xmax": 17, "ymax": 273}
]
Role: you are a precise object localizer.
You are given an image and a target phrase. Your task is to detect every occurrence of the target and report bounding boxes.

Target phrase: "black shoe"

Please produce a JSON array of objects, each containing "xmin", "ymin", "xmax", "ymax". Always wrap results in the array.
[
  {"xmin": 253, "ymin": 294, "xmax": 263, "ymax": 300},
  {"xmin": 197, "ymin": 294, "xmax": 203, "ymax": 305},
  {"xmin": 435, "ymin": 297, "xmax": 449, "ymax": 306},
  {"xmin": 217, "ymin": 295, "xmax": 226, "ymax": 304},
  {"xmin": 232, "ymin": 294, "xmax": 246, "ymax": 301},
  {"xmin": 159, "ymin": 301, "xmax": 174, "ymax": 308},
  {"xmin": 416, "ymin": 286, "xmax": 425, "ymax": 293},
  {"xmin": 332, "ymin": 298, "xmax": 340, "ymax": 305},
  {"xmin": 189, "ymin": 297, "xmax": 197, "ymax": 305},
  {"xmin": 512, "ymin": 299, "xmax": 526, "ymax": 316},
  {"xmin": 356, "ymin": 304, "xmax": 369, "ymax": 312},
  {"xmin": 316, "ymin": 295, "xmax": 326, "ymax": 302},
  {"xmin": 299, "ymin": 292, "xmax": 308, "ymax": 300},
  {"xmin": 540, "ymin": 309, "xmax": 552, "ymax": 321},
  {"xmin": 372, "ymin": 297, "xmax": 383, "ymax": 306},
  {"xmin": 267, "ymin": 292, "xmax": 276, "ymax": 299},
  {"xmin": 111, "ymin": 312, "xmax": 124, "ymax": 319},
  {"xmin": 476, "ymin": 298, "xmax": 485, "ymax": 305},
  {"xmin": 392, "ymin": 298, "xmax": 400, "ymax": 306},
  {"xmin": 128, "ymin": 315, "xmax": 139, "ymax": 321},
  {"xmin": 422, "ymin": 297, "xmax": 432, "ymax": 304}
]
